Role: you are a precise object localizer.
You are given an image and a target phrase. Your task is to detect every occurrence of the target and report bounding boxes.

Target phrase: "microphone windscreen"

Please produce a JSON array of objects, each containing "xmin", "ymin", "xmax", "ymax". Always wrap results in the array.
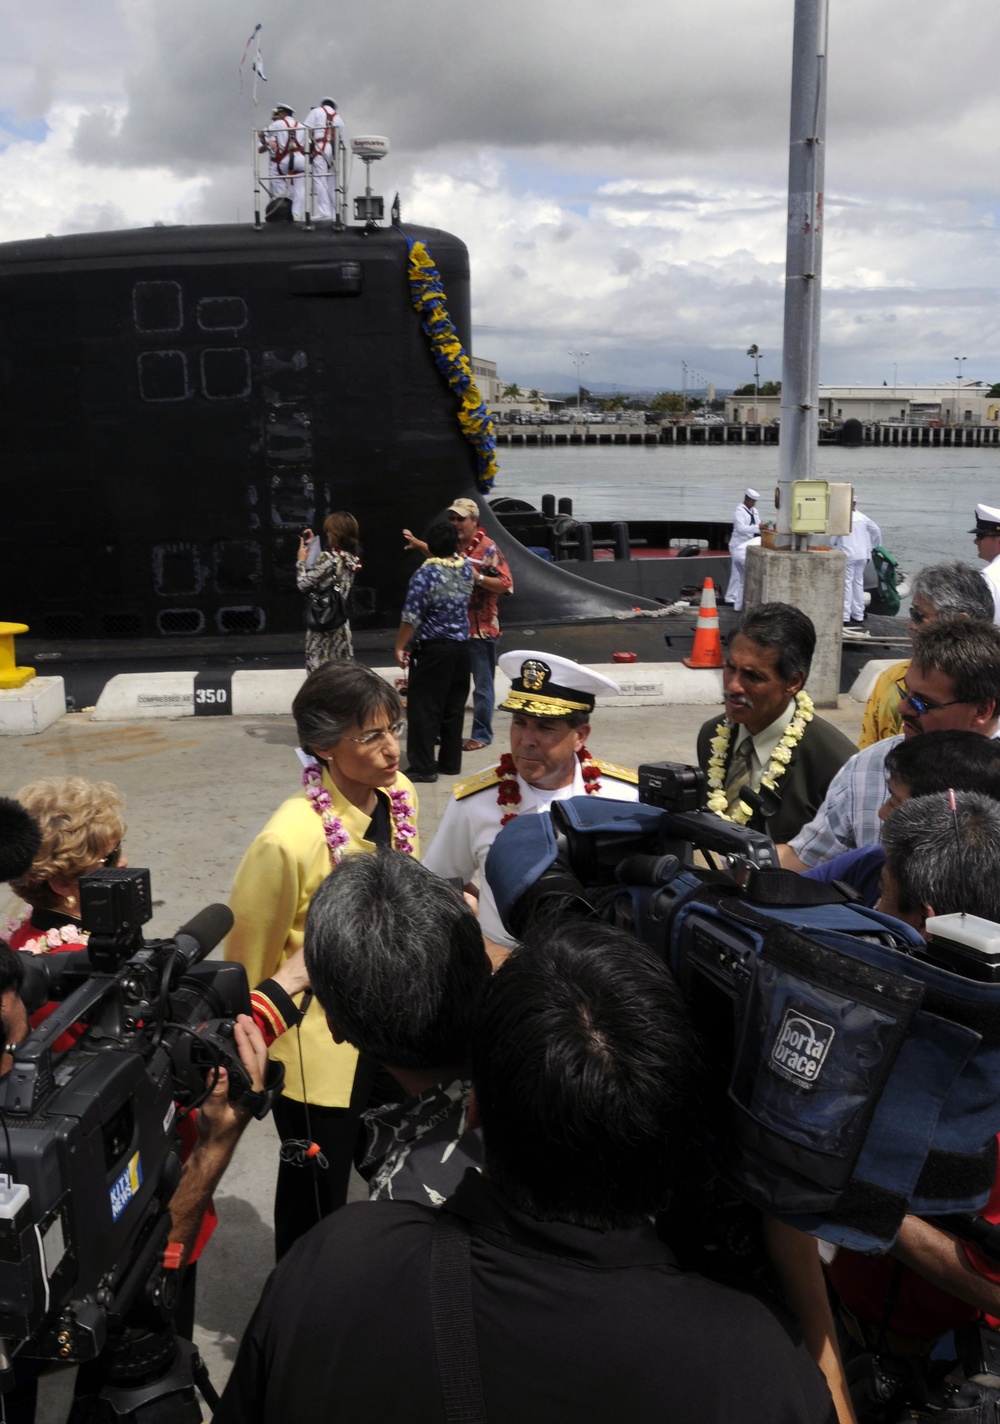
[
  {"xmin": 174, "ymin": 904, "xmax": 235, "ymax": 958},
  {"xmin": 0, "ymin": 798, "xmax": 41, "ymax": 885}
]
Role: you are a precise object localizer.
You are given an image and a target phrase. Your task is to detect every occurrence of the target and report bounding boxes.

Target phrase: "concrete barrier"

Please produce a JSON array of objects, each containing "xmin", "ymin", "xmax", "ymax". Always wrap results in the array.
[
  {"xmin": 0, "ymin": 677, "xmax": 66, "ymax": 735},
  {"xmin": 92, "ymin": 661, "xmax": 726, "ymax": 720},
  {"xmin": 848, "ymin": 657, "xmax": 903, "ymax": 704}
]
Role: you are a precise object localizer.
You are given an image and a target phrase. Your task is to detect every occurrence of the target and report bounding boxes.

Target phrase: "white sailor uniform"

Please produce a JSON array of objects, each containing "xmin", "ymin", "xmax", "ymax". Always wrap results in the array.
[
  {"xmin": 304, "ymin": 104, "xmax": 344, "ymax": 220},
  {"xmin": 725, "ymin": 500, "xmax": 761, "ymax": 611},
  {"xmin": 834, "ymin": 509, "xmax": 881, "ymax": 623},
  {"xmin": 265, "ymin": 115, "xmax": 307, "ymax": 219},
  {"xmin": 422, "ymin": 758, "xmax": 639, "ymax": 950}
]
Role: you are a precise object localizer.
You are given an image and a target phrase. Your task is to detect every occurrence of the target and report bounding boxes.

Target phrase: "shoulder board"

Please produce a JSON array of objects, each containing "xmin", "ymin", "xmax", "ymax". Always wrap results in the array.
[
  {"xmin": 593, "ymin": 759, "xmax": 639, "ymax": 785},
  {"xmin": 453, "ymin": 767, "xmax": 502, "ymax": 800}
]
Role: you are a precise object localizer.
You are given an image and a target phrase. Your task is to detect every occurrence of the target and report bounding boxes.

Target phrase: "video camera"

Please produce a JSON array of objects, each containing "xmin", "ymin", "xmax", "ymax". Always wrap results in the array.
[
  {"xmin": 486, "ymin": 764, "xmax": 1000, "ymax": 1254},
  {"xmin": 0, "ymin": 868, "xmax": 282, "ymax": 1380}
]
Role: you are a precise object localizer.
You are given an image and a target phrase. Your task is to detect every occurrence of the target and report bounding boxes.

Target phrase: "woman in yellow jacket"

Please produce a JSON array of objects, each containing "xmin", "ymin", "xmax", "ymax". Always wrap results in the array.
[{"xmin": 226, "ymin": 660, "xmax": 418, "ymax": 1256}]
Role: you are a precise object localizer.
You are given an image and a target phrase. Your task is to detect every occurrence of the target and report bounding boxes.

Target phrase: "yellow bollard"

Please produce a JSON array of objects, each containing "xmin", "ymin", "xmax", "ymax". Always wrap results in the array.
[{"xmin": 0, "ymin": 622, "xmax": 35, "ymax": 690}]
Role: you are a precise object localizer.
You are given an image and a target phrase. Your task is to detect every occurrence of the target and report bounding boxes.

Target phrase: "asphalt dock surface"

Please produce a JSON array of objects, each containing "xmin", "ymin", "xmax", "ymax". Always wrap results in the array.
[{"xmin": 0, "ymin": 692, "xmax": 866, "ymax": 1420}]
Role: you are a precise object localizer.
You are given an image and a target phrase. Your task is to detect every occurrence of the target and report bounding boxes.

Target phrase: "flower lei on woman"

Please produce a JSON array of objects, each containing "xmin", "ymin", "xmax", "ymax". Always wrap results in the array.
[
  {"xmin": 497, "ymin": 749, "xmax": 602, "ymax": 826},
  {"xmin": 302, "ymin": 761, "xmax": 417, "ymax": 862},
  {"xmin": 705, "ymin": 690, "xmax": 814, "ymax": 825},
  {"xmin": 405, "ymin": 237, "xmax": 498, "ymax": 494},
  {"xmin": 3, "ymin": 916, "xmax": 89, "ymax": 954}
]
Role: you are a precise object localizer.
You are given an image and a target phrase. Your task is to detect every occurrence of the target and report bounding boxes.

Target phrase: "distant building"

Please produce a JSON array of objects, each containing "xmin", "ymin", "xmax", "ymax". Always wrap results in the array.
[
  {"xmin": 726, "ymin": 382, "xmax": 999, "ymax": 426},
  {"xmin": 471, "ymin": 356, "xmax": 498, "ymax": 405}
]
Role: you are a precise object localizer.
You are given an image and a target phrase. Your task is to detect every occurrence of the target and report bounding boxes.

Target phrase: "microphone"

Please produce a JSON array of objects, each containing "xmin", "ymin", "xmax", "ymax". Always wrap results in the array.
[{"xmin": 172, "ymin": 904, "xmax": 235, "ymax": 971}]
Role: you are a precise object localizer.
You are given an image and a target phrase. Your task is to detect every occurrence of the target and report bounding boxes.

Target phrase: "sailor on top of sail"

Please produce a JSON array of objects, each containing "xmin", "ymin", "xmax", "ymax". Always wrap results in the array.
[
  {"xmin": 305, "ymin": 98, "xmax": 344, "ymax": 221},
  {"xmin": 262, "ymin": 104, "xmax": 307, "ymax": 220}
]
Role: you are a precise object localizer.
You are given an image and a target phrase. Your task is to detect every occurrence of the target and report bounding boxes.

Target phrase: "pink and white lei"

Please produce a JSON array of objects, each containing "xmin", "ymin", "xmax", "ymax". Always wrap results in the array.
[
  {"xmin": 3, "ymin": 915, "xmax": 89, "ymax": 955},
  {"xmin": 301, "ymin": 760, "xmax": 417, "ymax": 864}
]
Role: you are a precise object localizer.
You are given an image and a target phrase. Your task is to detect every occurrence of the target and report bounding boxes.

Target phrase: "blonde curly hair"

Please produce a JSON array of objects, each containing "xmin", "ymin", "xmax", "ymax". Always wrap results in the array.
[{"xmin": 8, "ymin": 777, "xmax": 127, "ymax": 910}]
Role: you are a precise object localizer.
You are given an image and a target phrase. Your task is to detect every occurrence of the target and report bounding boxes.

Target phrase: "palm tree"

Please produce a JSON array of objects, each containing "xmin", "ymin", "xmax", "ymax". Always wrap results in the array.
[{"xmin": 501, "ymin": 382, "xmax": 521, "ymax": 402}]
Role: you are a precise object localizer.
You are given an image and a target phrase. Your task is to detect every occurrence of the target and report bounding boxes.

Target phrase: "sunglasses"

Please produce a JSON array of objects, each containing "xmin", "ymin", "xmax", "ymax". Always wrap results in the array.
[
  {"xmin": 894, "ymin": 678, "xmax": 966, "ymax": 718},
  {"xmin": 102, "ymin": 843, "xmax": 124, "ymax": 867}
]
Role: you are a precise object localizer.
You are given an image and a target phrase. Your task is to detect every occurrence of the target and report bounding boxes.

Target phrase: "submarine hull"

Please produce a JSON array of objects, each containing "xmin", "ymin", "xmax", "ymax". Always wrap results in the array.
[{"xmin": 0, "ymin": 221, "xmax": 654, "ymax": 644}]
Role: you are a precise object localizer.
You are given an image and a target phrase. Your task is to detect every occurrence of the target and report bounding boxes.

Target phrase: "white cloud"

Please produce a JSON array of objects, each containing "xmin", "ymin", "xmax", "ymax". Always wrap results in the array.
[
  {"xmin": 0, "ymin": 103, "xmax": 209, "ymax": 239},
  {"xmin": 0, "ymin": 0, "xmax": 998, "ymax": 389}
]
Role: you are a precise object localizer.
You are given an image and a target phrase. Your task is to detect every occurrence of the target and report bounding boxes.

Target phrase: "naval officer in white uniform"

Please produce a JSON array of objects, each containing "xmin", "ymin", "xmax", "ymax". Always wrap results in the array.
[
  {"xmin": 834, "ymin": 498, "xmax": 882, "ymax": 625},
  {"xmin": 422, "ymin": 651, "xmax": 639, "ymax": 952},
  {"xmin": 725, "ymin": 488, "xmax": 761, "ymax": 611},
  {"xmin": 972, "ymin": 503, "xmax": 1000, "ymax": 624}
]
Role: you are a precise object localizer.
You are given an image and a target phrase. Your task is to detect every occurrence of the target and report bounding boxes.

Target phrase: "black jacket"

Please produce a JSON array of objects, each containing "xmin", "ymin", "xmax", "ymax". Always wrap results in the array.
[
  {"xmin": 217, "ymin": 1170, "xmax": 834, "ymax": 1424},
  {"xmin": 697, "ymin": 707, "xmax": 856, "ymax": 844}
]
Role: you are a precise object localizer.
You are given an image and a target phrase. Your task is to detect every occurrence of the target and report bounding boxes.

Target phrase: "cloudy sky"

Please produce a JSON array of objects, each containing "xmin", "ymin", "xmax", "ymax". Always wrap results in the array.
[{"xmin": 3, "ymin": 0, "xmax": 998, "ymax": 393}]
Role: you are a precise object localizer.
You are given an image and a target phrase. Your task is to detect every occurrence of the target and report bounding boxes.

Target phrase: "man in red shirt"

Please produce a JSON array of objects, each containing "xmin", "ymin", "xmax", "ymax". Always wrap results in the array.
[{"xmin": 404, "ymin": 497, "xmax": 513, "ymax": 750}]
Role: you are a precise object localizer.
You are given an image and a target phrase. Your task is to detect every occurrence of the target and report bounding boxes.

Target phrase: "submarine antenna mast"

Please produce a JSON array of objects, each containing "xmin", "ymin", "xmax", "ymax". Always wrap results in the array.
[{"xmin": 775, "ymin": 0, "xmax": 828, "ymax": 546}]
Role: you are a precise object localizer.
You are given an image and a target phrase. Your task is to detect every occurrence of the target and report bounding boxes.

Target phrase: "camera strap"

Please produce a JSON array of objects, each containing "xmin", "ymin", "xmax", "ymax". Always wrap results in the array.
[
  {"xmin": 743, "ymin": 868, "xmax": 858, "ymax": 908},
  {"xmin": 430, "ymin": 1211, "xmax": 488, "ymax": 1423}
]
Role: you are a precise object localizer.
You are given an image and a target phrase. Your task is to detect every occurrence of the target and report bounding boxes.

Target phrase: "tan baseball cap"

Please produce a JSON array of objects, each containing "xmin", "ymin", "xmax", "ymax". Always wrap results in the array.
[{"xmin": 447, "ymin": 497, "xmax": 479, "ymax": 520}]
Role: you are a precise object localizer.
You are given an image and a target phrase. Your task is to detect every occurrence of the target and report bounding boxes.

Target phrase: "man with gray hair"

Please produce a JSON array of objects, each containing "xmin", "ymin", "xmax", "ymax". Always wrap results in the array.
[
  {"xmin": 303, "ymin": 850, "xmax": 491, "ymax": 1204},
  {"xmin": 877, "ymin": 788, "xmax": 1000, "ymax": 931},
  {"xmin": 859, "ymin": 561, "xmax": 993, "ymax": 748}
]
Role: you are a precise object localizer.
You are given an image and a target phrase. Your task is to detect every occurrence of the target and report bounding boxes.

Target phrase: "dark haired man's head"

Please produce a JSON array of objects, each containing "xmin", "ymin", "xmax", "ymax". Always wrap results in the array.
[
  {"xmin": 879, "ymin": 791, "xmax": 1000, "ymax": 934},
  {"xmin": 304, "ymin": 850, "xmax": 490, "ymax": 1072},
  {"xmin": 425, "ymin": 521, "xmax": 460, "ymax": 559},
  {"xmin": 724, "ymin": 604, "xmax": 815, "ymax": 737},
  {"xmin": 901, "ymin": 620, "xmax": 1000, "ymax": 739},
  {"xmin": 881, "ymin": 731, "xmax": 1000, "ymax": 823},
  {"xmin": 471, "ymin": 922, "xmax": 701, "ymax": 1231},
  {"xmin": 0, "ymin": 797, "xmax": 41, "ymax": 884}
]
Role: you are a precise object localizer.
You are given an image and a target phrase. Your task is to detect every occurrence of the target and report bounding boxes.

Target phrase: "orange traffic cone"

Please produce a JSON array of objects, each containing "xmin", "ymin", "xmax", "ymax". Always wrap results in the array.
[{"xmin": 683, "ymin": 579, "xmax": 724, "ymax": 669}]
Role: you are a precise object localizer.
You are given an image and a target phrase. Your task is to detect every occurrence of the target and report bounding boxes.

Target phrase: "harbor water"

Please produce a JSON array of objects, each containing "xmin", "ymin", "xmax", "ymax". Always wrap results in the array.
[{"xmin": 494, "ymin": 444, "xmax": 1000, "ymax": 578}]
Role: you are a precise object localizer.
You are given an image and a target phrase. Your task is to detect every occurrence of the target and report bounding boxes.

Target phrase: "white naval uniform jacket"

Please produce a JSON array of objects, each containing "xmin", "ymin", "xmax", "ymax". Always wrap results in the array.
[{"xmin": 422, "ymin": 758, "xmax": 639, "ymax": 949}]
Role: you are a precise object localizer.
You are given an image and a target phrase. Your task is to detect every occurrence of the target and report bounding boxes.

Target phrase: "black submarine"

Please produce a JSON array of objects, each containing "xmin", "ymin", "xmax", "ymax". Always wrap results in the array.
[{"xmin": 0, "ymin": 203, "xmax": 656, "ymax": 652}]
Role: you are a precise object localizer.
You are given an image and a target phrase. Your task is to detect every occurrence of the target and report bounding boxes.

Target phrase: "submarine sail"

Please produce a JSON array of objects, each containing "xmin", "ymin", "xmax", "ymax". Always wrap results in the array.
[{"xmin": 0, "ymin": 220, "xmax": 654, "ymax": 641}]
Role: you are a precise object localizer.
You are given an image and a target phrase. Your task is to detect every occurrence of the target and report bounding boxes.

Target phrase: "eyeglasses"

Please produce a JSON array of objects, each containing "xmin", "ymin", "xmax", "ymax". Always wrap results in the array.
[
  {"xmin": 909, "ymin": 606, "xmax": 932, "ymax": 626},
  {"xmin": 346, "ymin": 720, "xmax": 406, "ymax": 747},
  {"xmin": 894, "ymin": 678, "xmax": 966, "ymax": 718},
  {"xmin": 448, "ymin": 513, "xmax": 468, "ymax": 523},
  {"xmin": 102, "ymin": 843, "xmax": 123, "ymax": 867}
]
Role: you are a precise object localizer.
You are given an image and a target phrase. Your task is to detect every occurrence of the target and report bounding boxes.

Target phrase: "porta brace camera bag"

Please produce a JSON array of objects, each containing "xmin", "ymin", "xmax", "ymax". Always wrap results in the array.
[{"xmin": 486, "ymin": 798, "xmax": 1000, "ymax": 1252}]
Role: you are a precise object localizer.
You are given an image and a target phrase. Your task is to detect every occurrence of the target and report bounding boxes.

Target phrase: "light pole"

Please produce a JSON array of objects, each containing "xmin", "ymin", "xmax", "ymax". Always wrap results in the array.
[
  {"xmin": 955, "ymin": 355, "xmax": 967, "ymax": 425},
  {"xmin": 681, "ymin": 360, "xmax": 688, "ymax": 409},
  {"xmin": 568, "ymin": 350, "xmax": 589, "ymax": 413},
  {"xmin": 747, "ymin": 344, "xmax": 761, "ymax": 403}
]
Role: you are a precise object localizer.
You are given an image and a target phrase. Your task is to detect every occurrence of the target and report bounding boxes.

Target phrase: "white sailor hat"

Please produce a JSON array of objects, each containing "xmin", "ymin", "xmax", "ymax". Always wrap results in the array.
[
  {"xmin": 274, "ymin": 103, "xmax": 294, "ymax": 115},
  {"xmin": 498, "ymin": 650, "xmax": 621, "ymax": 717},
  {"xmin": 745, "ymin": 488, "xmax": 760, "ymax": 501},
  {"xmin": 970, "ymin": 503, "xmax": 1000, "ymax": 536}
]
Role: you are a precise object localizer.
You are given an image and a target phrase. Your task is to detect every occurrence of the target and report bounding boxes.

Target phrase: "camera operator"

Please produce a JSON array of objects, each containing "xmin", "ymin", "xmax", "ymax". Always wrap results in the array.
[
  {"xmin": 0, "ymin": 939, "xmax": 268, "ymax": 1422},
  {"xmin": 216, "ymin": 921, "xmax": 835, "ymax": 1424},
  {"xmin": 777, "ymin": 794, "xmax": 1000, "ymax": 1377}
]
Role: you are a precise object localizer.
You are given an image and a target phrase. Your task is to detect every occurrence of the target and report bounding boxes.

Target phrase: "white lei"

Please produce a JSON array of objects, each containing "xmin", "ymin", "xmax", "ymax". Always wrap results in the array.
[{"xmin": 706, "ymin": 690, "xmax": 815, "ymax": 825}]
